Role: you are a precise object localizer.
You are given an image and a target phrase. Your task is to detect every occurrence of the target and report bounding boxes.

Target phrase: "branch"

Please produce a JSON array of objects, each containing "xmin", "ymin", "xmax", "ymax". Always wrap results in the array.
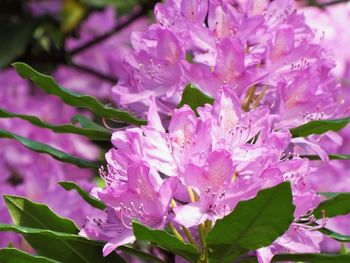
[
  {"xmin": 69, "ymin": 62, "xmax": 118, "ymax": 83},
  {"xmin": 69, "ymin": 2, "xmax": 157, "ymax": 56}
]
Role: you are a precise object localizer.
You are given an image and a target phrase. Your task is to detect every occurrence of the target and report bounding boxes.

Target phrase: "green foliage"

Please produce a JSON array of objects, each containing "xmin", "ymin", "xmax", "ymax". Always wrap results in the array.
[
  {"xmin": 313, "ymin": 192, "xmax": 350, "ymax": 219},
  {"xmin": 132, "ymin": 221, "xmax": 200, "ymax": 262},
  {"xmin": 206, "ymin": 182, "xmax": 295, "ymax": 263},
  {"xmin": 0, "ymin": 129, "xmax": 99, "ymax": 168},
  {"xmin": 0, "ymin": 248, "xmax": 57, "ymax": 263},
  {"xmin": 13, "ymin": 63, "xmax": 147, "ymax": 126},
  {"xmin": 301, "ymin": 154, "xmax": 350, "ymax": 160},
  {"xmin": 0, "ymin": 21, "xmax": 37, "ymax": 68},
  {"xmin": 59, "ymin": 181, "xmax": 106, "ymax": 210},
  {"xmin": 0, "ymin": 108, "xmax": 111, "ymax": 141},
  {"xmin": 272, "ymin": 253, "xmax": 350, "ymax": 262},
  {"xmin": 177, "ymin": 84, "xmax": 214, "ymax": 113},
  {"xmin": 290, "ymin": 117, "xmax": 350, "ymax": 137},
  {"xmin": 319, "ymin": 227, "xmax": 350, "ymax": 243},
  {"xmin": 3, "ymin": 195, "xmax": 125, "ymax": 263}
]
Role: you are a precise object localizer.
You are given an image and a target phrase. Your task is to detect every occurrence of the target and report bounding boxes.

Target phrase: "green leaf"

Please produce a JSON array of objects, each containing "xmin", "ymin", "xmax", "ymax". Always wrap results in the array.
[
  {"xmin": 71, "ymin": 114, "xmax": 106, "ymax": 130},
  {"xmin": 301, "ymin": 154, "xmax": 350, "ymax": 160},
  {"xmin": 0, "ymin": 224, "xmax": 85, "ymax": 242},
  {"xmin": 272, "ymin": 253, "xmax": 350, "ymax": 262},
  {"xmin": 290, "ymin": 117, "xmax": 350, "ymax": 137},
  {"xmin": 206, "ymin": 182, "xmax": 295, "ymax": 263},
  {"xmin": 118, "ymin": 245, "xmax": 165, "ymax": 263},
  {"xmin": 313, "ymin": 193, "xmax": 350, "ymax": 219},
  {"xmin": 0, "ymin": 129, "xmax": 99, "ymax": 168},
  {"xmin": 0, "ymin": 108, "xmax": 111, "ymax": 141},
  {"xmin": 319, "ymin": 227, "xmax": 350, "ymax": 243},
  {"xmin": 3, "ymin": 195, "xmax": 125, "ymax": 263},
  {"xmin": 132, "ymin": 221, "xmax": 200, "ymax": 262},
  {"xmin": 13, "ymin": 62, "xmax": 147, "ymax": 126},
  {"xmin": 61, "ymin": 0, "xmax": 87, "ymax": 33},
  {"xmin": 0, "ymin": 21, "xmax": 37, "ymax": 68},
  {"xmin": 177, "ymin": 84, "xmax": 214, "ymax": 113},
  {"xmin": 59, "ymin": 181, "xmax": 106, "ymax": 210},
  {"xmin": 0, "ymin": 248, "xmax": 57, "ymax": 263}
]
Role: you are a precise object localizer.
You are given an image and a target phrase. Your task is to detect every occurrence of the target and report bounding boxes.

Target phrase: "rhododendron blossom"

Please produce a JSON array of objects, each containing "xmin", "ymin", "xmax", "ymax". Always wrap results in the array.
[{"xmin": 82, "ymin": 87, "xmax": 321, "ymax": 260}]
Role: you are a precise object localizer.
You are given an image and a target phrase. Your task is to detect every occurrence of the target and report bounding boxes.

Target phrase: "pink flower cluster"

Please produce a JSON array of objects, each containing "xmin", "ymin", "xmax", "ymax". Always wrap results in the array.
[
  {"xmin": 82, "ymin": 87, "xmax": 321, "ymax": 260},
  {"xmin": 81, "ymin": 0, "xmax": 350, "ymax": 261},
  {"xmin": 113, "ymin": 0, "xmax": 345, "ymax": 128}
]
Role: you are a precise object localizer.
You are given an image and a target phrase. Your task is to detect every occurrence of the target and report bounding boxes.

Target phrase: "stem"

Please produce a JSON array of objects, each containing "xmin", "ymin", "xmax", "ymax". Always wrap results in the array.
[
  {"xmin": 69, "ymin": 2, "xmax": 157, "ymax": 56},
  {"xmin": 252, "ymin": 86, "xmax": 268, "ymax": 109},
  {"xmin": 198, "ymin": 224, "xmax": 209, "ymax": 263},
  {"xmin": 68, "ymin": 62, "xmax": 118, "ymax": 83},
  {"xmin": 171, "ymin": 199, "xmax": 198, "ymax": 247},
  {"xmin": 242, "ymin": 85, "xmax": 256, "ymax": 111},
  {"xmin": 187, "ymin": 187, "xmax": 198, "ymax": 202},
  {"xmin": 169, "ymin": 222, "xmax": 184, "ymax": 242},
  {"xmin": 182, "ymin": 226, "xmax": 197, "ymax": 247}
]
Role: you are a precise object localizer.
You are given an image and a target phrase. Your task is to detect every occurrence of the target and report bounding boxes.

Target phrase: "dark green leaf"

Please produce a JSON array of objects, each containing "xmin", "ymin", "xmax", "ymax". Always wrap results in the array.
[
  {"xmin": 319, "ymin": 227, "xmax": 350, "ymax": 242},
  {"xmin": 301, "ymin": 154, "xmax": 350, "ymax": 160},
  {"xmin": 132, "ymin": 221, "xmax": 199, "ymax": 262},
  {"xmin": 290, "ymin": 117, "xmax": 350, "ymax": 137},
  {"xmin": 118, "ymin": 245, "xmax": 165, "ymax": 263},
  {"xmin": 4, "ymin": 195, "xmax": 125, "ymax": 263},
  {"xmin": 0, "ymin": 108, "xmax": 111, "ymax": 141},
  {"xmin": 0, "ymin": 21, "xmax": 37, "ymax": 68},
  {"xmin": 313, "ymin": 193, "xmax": 350, "ymax": 219},
  {"xmin": 71, "ymin": 114, "xmax": 106, "ymax": 130},
  {"xmin": 177, "ymin": 84, "xmax": 214, "ymax": 113},
  {"xmin": 0, "ymin": 129, "xmax": 99, "ymax": 168},
  {"xmin": 272, "ymin": 253, "xmax": 350, "ymax": 262},
  {"xmin": 13, "ymin": 62, "xmax": 147, "ymax": 126},
  {"xmin": 206, "ymin": 182, "xmax": 295, "ymax": 263},
  {"xmin": 59, "ymin": 181, "xmax": 106, "ymax": 210},
  {"xmin": 0, "ymin": 248, "xmax": 57, "ymax": 263}
]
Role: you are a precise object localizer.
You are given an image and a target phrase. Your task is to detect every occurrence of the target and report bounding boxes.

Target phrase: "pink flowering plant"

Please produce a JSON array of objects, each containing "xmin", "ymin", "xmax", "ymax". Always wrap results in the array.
[{"xmin": 1, "ymin": 0, "xmax": 350, "ymax": 263}]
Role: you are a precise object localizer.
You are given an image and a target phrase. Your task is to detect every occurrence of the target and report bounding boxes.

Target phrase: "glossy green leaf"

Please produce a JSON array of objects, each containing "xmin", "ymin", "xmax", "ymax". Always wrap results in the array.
[
  {"xmin": 290, "ymin": 117, "xmax": 350, "ymax": 137},
  {"xmin": 0, "ymin": 21, "xmax": 37, "ymax": 68},
  {"xmin": 313, "ymin": 192, "xmax": 350, "ymax": 219},
  {"xmin": 0, "ymin": 248, "xmax": 57, "ymax": 263},
  {"xmin": 59, "ymin": 181, "xmax": 106, "ymax": 210},
  {"xmin": 132, "ymin": 221, "xmax": 200, "ymax": 262},
  {"xmin": 301, "ymin": 154, "xmax": 350, "ymax": 160},
  {"xmin": 319, "ymin": 227, "xmax": 350, "ymax": 242},
  {"xmin": 0, "ymin": 129, "xmax": 99, "ymax": 168},
  {"xmin": 71, "ymin": 114, "xmax": 107, "ymax": 130},
  {"xmin": 272, "ymin": 253, "xmax": 350, "ymax": 262},
  {"xmin": 13, "ymin": 62, "xmax": 147, "ymax": 126},
  {"xmin": 206, "ymin": 182, "xmax": 295, "ymax": 263},
  {"xmin": 0, "ymin": 108, "xmax": 111, "ymax": 141},
  {"xmin": 177, "ymin": 84, "xmax": 214, "ymax": 113},
  {"xmin": 4, "ymin": 195, "xmax": 125, "ymax": 263}
]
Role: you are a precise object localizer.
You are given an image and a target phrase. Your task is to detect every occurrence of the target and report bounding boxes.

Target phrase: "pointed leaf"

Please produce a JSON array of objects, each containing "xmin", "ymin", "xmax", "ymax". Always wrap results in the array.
[
  {"xmin": 0, "ymin": 108, "xmax": 111, "ymax": 141},
  {"xmin": 319, "ymin": 227, "xmax": 350, "ymax": 242},
  {"xmin": 290, "ymin": 117, "xmax": 350, "ymax": 138},
  {"xmin": 272, "ymin": 253, "xmax": 350, "ymax": 262},
  {"xmin": 206, "ymin": 182, "xmax": 295, "ymax": 263},
  {"xmin": 59, "ymin": 181, "xmax": 106, "ymax": 210},
  {"xmin": 3, "ymin": 195, "xmax": 125, "ymax": 263},
  {"xmin": 132, "ymin": 221, "xmax": 199, "ymax": 262},
  {"xmin": 313, "ymin": 193, "xmax": 350, "ymax": 219},
  {"xmin": 0, "ymin": 129, "xmax": 99, "ymax": 168},
  {"xmin": 13, "ymin": 62, "xmax": 146, "ymax": 126},
  {"xmin": 177, "ymin": 84, "xmax": 214, "ymax": 113},
  {"xmin": 0, "ymin": 248, "xmax": 57, "ymax": 263},
  {"xmin": 301, "ymin": 154, "xmax": 350, "ymax": 160}
]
